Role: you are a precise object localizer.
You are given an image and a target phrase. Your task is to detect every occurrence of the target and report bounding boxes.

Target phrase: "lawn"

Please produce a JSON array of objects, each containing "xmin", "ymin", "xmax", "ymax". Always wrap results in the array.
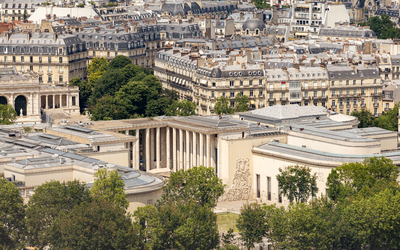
[{"xmin": 216, "ymin": 212, "xmax": 239, "ymax": 232}]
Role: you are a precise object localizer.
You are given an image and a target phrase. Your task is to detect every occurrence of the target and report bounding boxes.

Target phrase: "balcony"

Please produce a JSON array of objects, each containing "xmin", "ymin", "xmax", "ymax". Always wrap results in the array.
[
  {"xmin": 385, "ymin": 107, "xmax": 391, "ymax": 112},
  {"xmin": 339, "ymin": 105, "xmax": 344, "ymax": 109},
  {"xmin": 268, "ymin": 98, "xmax": 276, "ymax": 102},
  {"xmin": 280, "ymin": 97, "xmax": 288, "ymax": 101},
  {"xmin": 371, "ymin": 92, "xmax": 382, "ymax": 97},
  {"xmin": 353, "ymin": 104, "xmax": 358, "ymax": 108},
  {"xmin": 361, "ymin": 104, "xmax": 366, "ymax": 108},
  {"xmin": 373, "ymin": 103, "xmax": 379, "ymax": 107}
]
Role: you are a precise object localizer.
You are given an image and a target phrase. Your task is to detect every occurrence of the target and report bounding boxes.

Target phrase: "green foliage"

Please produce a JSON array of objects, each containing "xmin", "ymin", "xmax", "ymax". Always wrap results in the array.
[
  {"xmin": 251, "ymin": 0, "xmax": 272, "ymax": 9},
  {"xmin": 50, "ymin": 200, "xmax": 136, "ymax": 249},
  {"xmin": 108, "ymin": 55, "xmax": 132, "ymax": 70},
  {"xmin": 160, "ymin": 166, "xmax": 225, "ymax": 208},
  {"xmin": 23, "ymin": 9, "xmax": 28, "ymax": 20},
  {"xmin": 221, "ymin": 228, "xmax": 236, "ymax": 246},
  {"xmin": 359, "ymin": 14, "xmax": 400, "ymax": 39},
  {"xmin": 0, "ymin": 104, "xmax": 17, "ymax": 125},
  {"xmin": 26, "ymin": 180, "xmax": 90, "ymax": 248},
  {"xmin": 77, "ymin": 3, "xmax": 85, "ymax": 7},
  {"xmin": 327, "ymin": 156, "xmax": 399, "ymax": 201},
  {"xmin": 87, "ymin": 57, "xmax": 109, "ymax": 85},
  {"xmin": 0, "ymin": 179, "xmax": 25, "ymax": 249},
  {"xmin": 69, "ymin": 77, "xmax": 93, "ymax": 112},
  {"xmin": 133, "ymin": 166, "xmax": 224, "ymax": 250},
  {"xmin": 214, "ymin": 96, "xmax": 234, "ymax": 115},
  {"xmin": 89, "ymin": 95, "xmax": 129, "ymax": 120},
  {"xmin": 351, "ymin": 109, "xmax": 376, "ymax": 128},
  {"xmin": 90, "ymin": 168, "xmax": 128, "ymax": 209},
  {"xmin": 234, "ymin": 93, "xmax": 248, "ymax": 112},
  {"xmin": 376, "ymin": 102, "xmax": 399, "ymax": 131},
  {"xmin": 276, "ymin": 165, "xmax": 318, "ymax": 203},
  {"xmin": 23, "ymin": 126, "xmax": 32, "ymax": 133},
  {"xmin": 236, "ymin": 203, "xmax": 267, "ymax": 250},
  {"xmin": 164, "ymin": 99, "xmax": 196, "ymax": 116}
]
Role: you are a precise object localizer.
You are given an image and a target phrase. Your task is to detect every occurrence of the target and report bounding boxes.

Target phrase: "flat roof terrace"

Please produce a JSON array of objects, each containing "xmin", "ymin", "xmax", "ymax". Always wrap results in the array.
[{"xmin": 253, "ymin": 142, "xmax": 400, "ymax": 167}]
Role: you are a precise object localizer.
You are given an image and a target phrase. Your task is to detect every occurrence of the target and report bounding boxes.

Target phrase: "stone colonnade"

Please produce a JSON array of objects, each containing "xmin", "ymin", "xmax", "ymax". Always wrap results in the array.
[
  {"xmin": 41, "ymin": 94, "xmax": 76, "ymax": 109},
  {"xmin": 122, "ymin": 127, "xmax": 215, "ymax": 172}
]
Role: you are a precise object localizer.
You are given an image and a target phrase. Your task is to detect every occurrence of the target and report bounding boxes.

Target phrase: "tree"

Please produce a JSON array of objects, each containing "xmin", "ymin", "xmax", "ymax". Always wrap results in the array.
[
  {"xmin": 359, "ymin": 14, "xmax": 400, "ymax": 39},
  {"xmin": 345, "ymin": 188, "xmax": 400, "ymax": 249},
  {"xmin": 251, "ymin": 0, "xmax": 271, "ymax": 9},
  {"xmin": 0, "ymin": 179, "xmax": 25, "ymax": 249},
  {"xmin": 87, "ymin": 57, "xmax": 108, "ymax": 86},
  {"xmin": 108, "ymin": 55, "xmax": 132, "ymax": 70},
  {"xmin": 214, "ymin": 96, "xmax": 234, "ymax": 115},
  {"xmin": 90, "ymin": 168, "xmax": 128, "ymax": 210},
  {"xmin": 235, "ymin": 93, "xmax": 248, "ymax": 112},
  {"xmin": 23, "ymin": 9, "xmax": 28, "ymax": 20},
  {"xmin": 90, "ymin": 95, "xmax": 129, "ymax": 121},
  {"xmin": 69, "ymin": 77, "xmax": 92, "ymax": 112},
  {"xmin": 276, "ymin": 165, "xmax": 318, "ymax": 203},
  {"xmin": 159, "ymin": 166, "xmax": 225, "ymax": 208},
  {"xmin": 326, "ymin": 156, "xmax": 399, "ymax": 201},
  {"xmin": 376, "ymin": 102, "xmax": 399, "ymax": 131},
  {"xmin": 350, "ymin": 109, "xmax": 376, "ymax": 128},
  {"xmin": 133, "ymin": 166, "xmax": 224, "ymax": 250},
  {"xmin": 221, "ymin": 228, "xmax": 238, "ymax": 250},
  {"xmin": 49, "ymin": 200, "xmax": 136, "ymax": 250},
  {"xmin": 26, "ymin": 180, "xmax": 90, "ymax": 248},
  {"xmin": 164, "ymin": 99, "xmax": 196, "ymax": 116},
  {"xmin": 236, "ymin": 203, "xmax": 267, "ymax": 250},
  {"xmin": 0, "ymin": 104, "xmax": 17, "ymax": 125}
]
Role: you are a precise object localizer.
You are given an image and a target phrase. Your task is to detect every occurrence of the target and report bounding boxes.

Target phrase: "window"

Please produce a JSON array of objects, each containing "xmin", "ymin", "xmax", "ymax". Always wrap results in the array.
[
  {"xmin": 304, "ymin": 82, "xmax": 308, "ymax": 89},
  {"xmin": 259, "ymin": 79, "xmax": 262, "ymax": 85},
  {"xmin": 331, "ymin": 81, "xmax": 334, "ymax": 86},
  {"xmin": 249, "ymin": 80, "xmax": 252, "ymax": 86},
  {"xmin": 313, "ymin": 82, "xmax": 317, "ymax": 88},
  {"xmin": 322, "ymin": 91, "xmax": 325, "ymax": 97},
  {"xmin": 361, "ymin": 89, "xmax": 365, "ymax": 95},
  {"xmin": 339, "ymin": 80, "xmax": 342, "ymax": 86},
  {"xmin": 72, "ymin": 96, "xmax": 76, "ymax": 106},
  {"xmin": 281, "ymin": 93, "xmax": 286, "ymax": 99},
  {"xmin": 314, "ymin": 102, "xmax": 318, "ymax": 106},
  {"xmin": 361, "ymin": 80, "xmax": 364, "ymax": 85},
  {"xmin": 322, "ymin": 101, "xmax": 326, "ymax": 107},
  {"xmin": 240, "ymin": 80, "xmax": 243, "ymax": 86},
  {"xmin": 304, "ymin": 102, "xmax": 308, "ymax": 106},
  {"xmin": 361, "ymin": 99, "xmax": 365, "ymax": 105},
  {"xmin": 347, "ymin": 99, "xmax": 350, "ymax": 105},
  {"xmin": 212, "ymin": 82, "xmax": 216, "ymax": 87},
  {"xmin": 340, "ymin": 90, "xmax": 343, "ymax": 96},
  {"xmin": 374, "ymin": 88, "xmax": 377, "ymax": 94},
  {"xmin": 354, "ymin": 99, "xmax": 357, "ymax": 105},
  {"xmin": 304, "ymin": 92, "xmax": 308, "ymax": 98},
  {"xmin": 39, "ymin": 75, "xmax": 42, "ymax": 82},
  {"xmin": 240, "ymin": 91, "xmax": 243, "ymax": 96},
  {"xmin": 374, "ymin": 98, "xmax": 378, "ymax": 104},
  {"xmin": 59, "ymin": 57, "xmax": 62, "ymax": 63},
  {"xmin": 347, "ymin": 109, "xmax": 350, "ymax": 115},
  {"xmin": 332, "ymin": 100, "xmax": 336, "ymax": 106},
  {"xmin": 48, "ymin": 57, "xmax": 51, "ymax": 63},
  {"xmin": 269, "ymin": 93, "xmax": 273, "ymax": 99},
  {"xmin": 353, "ymin": 80, "xmax": 356, "ymax": 85},
  {"xmin": 230, "ymin": 92, "xmax": 234, "ymax": 97},
  {"xmin": 321, "ymin": 82, "xmax": 325, "ymax": 88},
  {"xmin": 374, "ymin": 108, "xmax": 377, "ymax": 116},
  {"xmin": 59, "ymin": 66, "xmax": 62, "ymax": 73},
  {"xmin": 289, "ymin": 82, "xmax": 301, "ymax": 89},
  {"xmin": 4, "ymin": 56, "xmax": 7, "ymax": 62},
  {"xmin": 222, "ymin": 92, "xmax": 225, "ymax": 97},
  {"xmin": 21, "ymin": 56, "xmax": 24, "ymax": 62},
  {"xmin": 12, "ymin": 56, "xmax": 15, "ymax": 63},
  {"xmin": 48, "ymin": 75, "xmax": 52, "ymax": 83},
  {"xmin": 230, "ymin": 101, "xmax": 234, "ymax": 108},
  {"xmin": 374, "ymin": 79, "xmax": 377, "ymax": 84},
  {"xmin": 269, "ymin": 84, "xmax": 273, "ymax": 90},
  {"xmin": 30, "ymin": 66, "xmax": 33, "ymax": 71},
  {"xmin": 48, "ymin": 66, "xmax": 51, "ymax": 72},
  {"xmin": 39, "ymin": 66, "xmax": 42, "ymax": 72},
  {"xmin": 21, "ymin": 65, "xmax": 24, "ymax": 71},
  {"xmin": 346, "ymin": 80, "xmax": 349, "ymax": 86},
  {"xmin": 256, "ymin": 174, "xmax": 260, "ymax": 198},
  {"xmin": 259, "ymin": 90, "xmax": 263, "ymax": 96},
  {"xmin": 267, "ymin": 177, "xmax": 271, "ymax": 201},
  {"xmin": 230, "ymin": 81, "xmax": 234, "ymax": 87},
  {"xmin": 354, "ymin": 89, "xmax": 357, "ymax": 95},
  {"xmin": 281, "ymin": 83, "xmax": 286, "ymax": 90},
  {"xmin": 250, "ymin": 90, "xmax": 253, "ymax": 96},
  {"xmin": 313, "ymin": 91, "xmax": 317, "ymax": 97},
  {"xmin": 347, "ymin": 90, "xmax": 350, "ymax": 96},
  {"xmin": 59, "ymin": 75, "xmax": 63, "ymax": 82},
  {"xmin": 278, "ymin": 185, "xmax": 282, "ymax": 203}
]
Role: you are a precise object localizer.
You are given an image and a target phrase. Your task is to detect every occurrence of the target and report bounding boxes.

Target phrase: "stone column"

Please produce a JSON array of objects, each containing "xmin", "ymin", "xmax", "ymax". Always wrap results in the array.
[
  {"xmin": 173, "ymin": 128, "xmax": 177, "ymax": 171},
  {"xmin": 150, "ymin": 128, "xmax": 155, "ymax": 170},
  {"xmin": 135, "ymin": 129, "xmax": 140, "ymax": 170},
  {"xmin": 30, "ymin": 92, "xmax": 33, "ymax": 115},
  {"xmin": 166, "ymin": 127, "xmax": 170, "ymax": 170},
  {"xmin": 186, "ymin": 130, "xmax": 190, "ymax": 170},
  {"xmin": 66, "ymin": 94, "xmax": 69, "ymax": 108},
  {"xmin": 10, "ymin": 93, "xmax": 14, "ymax": 109},
  {"xmin": 206, "ymin": 134, "xmax": 211, "ymax": 167},
  {"xmin": 146, "ymin": 128, "xmax": 150, "ymax": 172},
  {"xmin": 192, "ymin": 131, "xmax": 197, "ymax": 167},
  {"xmin": 179, "ymin": 129, "xmax": 183, "ymax": 170},
  {"xmin": 156, "ymin": 127, "xmax": 160, "ymax": 169},
  {"xmin": 45, "ymin": 95, "xmax": 48, "ymax": 109},
  {"xmin": 59, "ymin": 95, "xmax": 62, "ymax": 108},
  {"xmin": 199, "ymin": 133, "xmax": 204, "ymax": 166},
  {"xmin": 52, "ymin": 95, "xmax": 55, "ymax": 109}
]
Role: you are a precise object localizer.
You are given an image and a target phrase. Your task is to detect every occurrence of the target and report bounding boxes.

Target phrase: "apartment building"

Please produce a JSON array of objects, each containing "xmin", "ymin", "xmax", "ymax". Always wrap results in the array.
[
  {"xmin": 0, "ymin": 32, "xmax": 87, "ymax": 85},
  {"xmin": 327, "ymin": 64, "xmax": 383, "ymax": 116}
]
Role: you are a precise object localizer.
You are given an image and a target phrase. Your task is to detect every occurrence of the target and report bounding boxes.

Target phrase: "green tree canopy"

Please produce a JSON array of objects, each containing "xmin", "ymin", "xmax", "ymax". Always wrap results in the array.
[
  {"xmin": 251, "ymin": 0, "xmax": 271, "ymax": 9},
  {"xmin": 350, "ymin": 109, "xmax": 376, "ymax": 128},
  {"xmin": 69, "ymin": 77, "xmax": 92, "ymax": 112},
  {"xmin": 359, "ymin": 14, "xmax": 400, "ymax": 39},
  {"xmin": 236, "ymin": 203, "xmax": 268, "ymax": 250},
  {"xmin": 327, "ymin": 156, "xmax": 399, "ymax": 201},
  {"xmin": 89, "ymin": 95, "xmax": 129, "ymax": 121},
  {"xmin": 235, "ymin": 93, "xmax": 249, "ymax": 112},
  {"xmin": 0, "ymin": 179, "xmax": 25, "ymax": 249},
  {"xmin": 214, "ymin": 96, "xmax": 234, "ymax": 115},
  {"xmin": 26, "ymin": 180, "xmax": 90, "ymax": 248},
  {"xmin": 375, "ymin": 103, "xmax": 399, "ymax": 131},
  {"xmin": 0, "ymin": 104, "xmax": 17, "ymax": 125},
  {"xmin": 108, "ymin": 55, "xmax": 132, "ymax": 69},
  {"xmin": 159, "ymin": 166, "xmax": 225, "ymax": 208},
  {"xmin": 49, "ymin": 200, "xmax": 136, "ymax": 250},
  {"xmin": 90, "ymin": 168, "xmax": 128, "ymax": 210},
  {"xmin": 276, "ymin": 165, "xmax": 318, "ymax": 203},
  {"xmin": 132, "ymin": 166, "xmax": 223, "ymax": 250},
  {"xmin": 164, "ymin": 99, "xmax": 196, "ymax": 116}
]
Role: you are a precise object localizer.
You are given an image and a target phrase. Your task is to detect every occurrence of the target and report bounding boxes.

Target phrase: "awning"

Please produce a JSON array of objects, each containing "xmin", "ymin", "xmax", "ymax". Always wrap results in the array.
[
  {"xmin": 182, "ymin": 80, "xmax": 186, "ymax": 85},
  {"xmin": 296, "ymin": 32, "xmax": 308, "ymax": 36},
  {"xmin": 250, "ymin": 100, "xmax": 255, "ymax": 104},
  {"xmin": 172, "ymin": 77, "xmax": 176, "ymax": 82}
]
